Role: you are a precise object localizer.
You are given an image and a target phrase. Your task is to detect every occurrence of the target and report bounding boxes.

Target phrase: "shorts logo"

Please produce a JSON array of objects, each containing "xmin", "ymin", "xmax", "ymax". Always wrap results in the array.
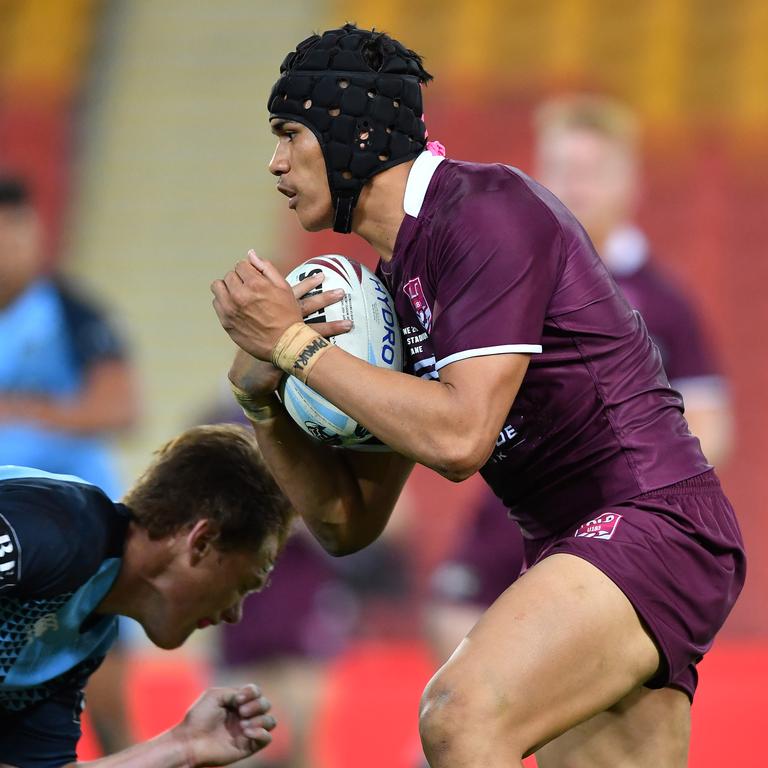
[
  {"xmin": 574, "ymin": 513, "xmax": 622, "ymax": 540},
  {"xmin": 403, "ymin": 277, "xmax": 433, "ymax": 333}
]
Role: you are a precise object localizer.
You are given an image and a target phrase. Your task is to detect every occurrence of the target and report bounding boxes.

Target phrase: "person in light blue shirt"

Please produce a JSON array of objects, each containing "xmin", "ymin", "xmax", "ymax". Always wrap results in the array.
[
  {"xmin": 0, "ymin": 176, "xmax": 139, "ymax": 501},
  {"xmin": 0, "ymin": 423, "xmax": 292, "ymax": 768}
]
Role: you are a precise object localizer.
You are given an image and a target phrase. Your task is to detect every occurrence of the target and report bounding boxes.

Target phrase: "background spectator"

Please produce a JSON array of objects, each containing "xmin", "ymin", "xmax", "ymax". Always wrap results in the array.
[
  {"xmin": 0, "ymin": 175, "xmax": 140, "ymax": 497},
  {"xmin": 533, "ymin": 94, "xmax": 732, "ymax": 465}
]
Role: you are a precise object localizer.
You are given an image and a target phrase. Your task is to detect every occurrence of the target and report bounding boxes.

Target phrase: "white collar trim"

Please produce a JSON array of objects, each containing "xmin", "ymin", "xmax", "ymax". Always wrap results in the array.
[{"xmin": 403, "ymin": 151, "xmax": 445, "ymax": 217}]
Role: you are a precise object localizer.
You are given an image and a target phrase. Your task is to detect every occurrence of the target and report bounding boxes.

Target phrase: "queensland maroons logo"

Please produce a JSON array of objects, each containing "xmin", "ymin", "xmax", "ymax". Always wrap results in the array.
[
  {"xmin": 574, "ymin": 513, "xmax": 623, "ymax": 540},
  {"xmin": 403, "ymin": 277, "xmax": 433, "ymax": 333}
]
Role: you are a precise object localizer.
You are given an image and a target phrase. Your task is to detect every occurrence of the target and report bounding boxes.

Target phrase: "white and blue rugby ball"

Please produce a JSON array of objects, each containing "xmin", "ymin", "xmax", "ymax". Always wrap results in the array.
[{"xmin": 279, "ymin": 254, "xmax": 402, "ymax": 450}]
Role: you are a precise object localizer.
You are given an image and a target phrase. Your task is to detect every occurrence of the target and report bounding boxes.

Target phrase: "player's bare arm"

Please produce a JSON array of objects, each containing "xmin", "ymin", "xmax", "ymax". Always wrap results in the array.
[
  {"xmin": 0, "ymin": 686, "xmax": 274, "ymax": 768},
  {"xmin": 226, "ymin": 275, "xmax": 414, "ymax": 555},
  {"xmin": 251, "ymin": 405, "xmax": 413, "ymax": 554},
  {"xmin": 213, "ymin": 254, "xmax": 529, "ymax": 481},
  {"xmin": 53, "ymin": 685, "xmax": 274, "ymax": 767}
]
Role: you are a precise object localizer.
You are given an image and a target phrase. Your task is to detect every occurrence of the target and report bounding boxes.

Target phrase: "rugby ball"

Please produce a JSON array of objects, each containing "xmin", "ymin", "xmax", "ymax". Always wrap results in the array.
[{"xmin": 279, "ymin": 254, "xmax": 402, "ymax": 450}]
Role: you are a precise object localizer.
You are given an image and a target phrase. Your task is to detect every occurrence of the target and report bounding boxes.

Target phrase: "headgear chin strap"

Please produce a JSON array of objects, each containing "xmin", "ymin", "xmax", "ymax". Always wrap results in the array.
[{"xmin": 268, "ymin": 25, "xmax": 429, "ymax": 233}]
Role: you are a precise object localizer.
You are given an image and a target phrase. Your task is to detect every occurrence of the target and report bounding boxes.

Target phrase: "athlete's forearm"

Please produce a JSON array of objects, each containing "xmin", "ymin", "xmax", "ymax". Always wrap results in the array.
[
  {"xmin": 66, "ymin": 728, "xmax": 187, "ymax": 768},
  {"xmin": 251, "ymin": 407, "xmax": 396, "ymax": 554},
  {"xmin": 303, "ymin": 347, "xmax": 500, "ymax": 481}
]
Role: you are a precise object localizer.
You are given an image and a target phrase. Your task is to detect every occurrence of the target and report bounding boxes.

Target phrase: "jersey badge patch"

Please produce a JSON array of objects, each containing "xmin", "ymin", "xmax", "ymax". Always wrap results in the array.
[
  {"xmin": 403, "ymin": 277, "xmax": 433, "ymax": 333},
  {"xmin": 574, "ymin": 513, "xmax": 622, "ymax": 540}
]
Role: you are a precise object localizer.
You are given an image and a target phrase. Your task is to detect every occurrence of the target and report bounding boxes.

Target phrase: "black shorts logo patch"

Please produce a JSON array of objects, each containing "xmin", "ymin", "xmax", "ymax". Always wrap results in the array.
[{"xmin": 0, "ymin": 513, "xmax": 21, "ymax": 591}]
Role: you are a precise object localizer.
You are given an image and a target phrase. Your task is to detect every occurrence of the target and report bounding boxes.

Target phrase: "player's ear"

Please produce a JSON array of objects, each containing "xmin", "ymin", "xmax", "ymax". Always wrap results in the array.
[{"xmin": 186, "ymin": 518, "xmax": 220, "ymax": 565}]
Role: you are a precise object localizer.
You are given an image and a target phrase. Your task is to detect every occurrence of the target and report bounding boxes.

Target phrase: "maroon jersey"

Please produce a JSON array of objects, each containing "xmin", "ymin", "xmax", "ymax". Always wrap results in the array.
[{"xmin": 377, "ymin": 153, "xmax": 710, "ymax": 538}]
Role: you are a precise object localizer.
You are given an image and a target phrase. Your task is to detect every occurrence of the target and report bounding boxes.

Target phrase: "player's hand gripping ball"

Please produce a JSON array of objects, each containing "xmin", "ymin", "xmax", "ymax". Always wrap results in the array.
[{"xmin": 280, "ymin": 255, "xmax": 402, "ymax": 450}]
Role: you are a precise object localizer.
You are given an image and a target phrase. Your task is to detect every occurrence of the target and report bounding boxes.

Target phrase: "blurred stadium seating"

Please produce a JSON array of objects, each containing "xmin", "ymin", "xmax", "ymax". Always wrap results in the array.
[{"xmin": 0, "ymin": 0, "xmax": 98, "ymax": 253}]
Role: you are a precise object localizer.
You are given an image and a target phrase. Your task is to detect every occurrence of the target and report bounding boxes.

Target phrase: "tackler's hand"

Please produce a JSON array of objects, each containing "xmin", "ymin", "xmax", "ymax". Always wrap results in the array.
[{"xmin": 170, "ymin": 684, "xmax": 276, "ymax": 767}]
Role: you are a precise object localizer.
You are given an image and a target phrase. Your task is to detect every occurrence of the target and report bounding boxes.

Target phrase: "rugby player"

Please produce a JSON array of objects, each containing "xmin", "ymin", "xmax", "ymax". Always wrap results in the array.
[
  {"xmin": 0, "ymin": 424, "xmax": 290, "ymax": 767},
  {"xmin": 212, "ymin": 24, "xmax": 746, "ymax": 767}
]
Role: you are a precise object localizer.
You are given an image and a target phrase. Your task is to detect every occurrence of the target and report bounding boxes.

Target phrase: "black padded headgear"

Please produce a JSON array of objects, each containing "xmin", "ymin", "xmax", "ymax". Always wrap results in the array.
[{"xmin": 268, "ymin": 24, "xmax": 430, "ymax": 233}]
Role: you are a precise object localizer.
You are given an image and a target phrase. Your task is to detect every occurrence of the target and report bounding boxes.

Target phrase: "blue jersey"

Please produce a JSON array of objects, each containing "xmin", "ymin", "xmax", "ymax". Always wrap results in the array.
[
  {"xmin": 0, "ymin": 278, "xmax": 129, "ymax": 499},
  {"xmin": 0, "ymin": 466, "xmax": 129, "ymax": 712}
]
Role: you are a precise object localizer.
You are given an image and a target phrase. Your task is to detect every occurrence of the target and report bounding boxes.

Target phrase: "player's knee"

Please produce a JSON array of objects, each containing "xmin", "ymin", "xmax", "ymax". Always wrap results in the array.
[
  {"xmin": 419, "ymin": 667, "xmax": 524, "ymax": 762},
  {"xmin": 418, "ymin": 674, "xmax": 463, "ymax": 761}
]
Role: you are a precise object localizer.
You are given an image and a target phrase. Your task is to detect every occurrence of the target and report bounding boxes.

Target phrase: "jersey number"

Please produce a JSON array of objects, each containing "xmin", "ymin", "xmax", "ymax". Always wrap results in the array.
[{"xmin": 0, "ymin": 533, "xmax": 16, "ymax": 573}]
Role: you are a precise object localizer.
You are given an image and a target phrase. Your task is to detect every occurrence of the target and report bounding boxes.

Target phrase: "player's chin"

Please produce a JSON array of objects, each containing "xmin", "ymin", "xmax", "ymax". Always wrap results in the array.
[
  {"xmin": 144, "ymin": 624, "xmax": 193, "ymax": 650},
  {"xmin": 297, "ymin": 205, "xmax": 333, "ymax": 232}
]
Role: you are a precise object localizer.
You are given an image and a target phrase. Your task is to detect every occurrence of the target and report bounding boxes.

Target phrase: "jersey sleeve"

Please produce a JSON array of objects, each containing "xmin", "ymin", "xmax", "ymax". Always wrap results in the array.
[
  {"xmin": 0, "ymin": 477, "xmax": 116, "ymax": 598},
  {"xmin": 429, "ymin": 180, "xmax": 563, "ymax": 371},
  {"xmin": 55, "ymin": 279, "xmax": 129, "ymax": 370}
]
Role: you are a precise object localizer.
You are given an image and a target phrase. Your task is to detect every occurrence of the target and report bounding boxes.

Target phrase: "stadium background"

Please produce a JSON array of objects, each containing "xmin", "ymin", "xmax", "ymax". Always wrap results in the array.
[{"xmin": 0, "ymin": 0, "xmax": 765, "ymax": 764}]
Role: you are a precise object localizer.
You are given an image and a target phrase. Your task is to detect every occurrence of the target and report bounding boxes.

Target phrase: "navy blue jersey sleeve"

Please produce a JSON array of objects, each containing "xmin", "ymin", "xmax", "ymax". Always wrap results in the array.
[
  {"xmin": 54, "ymin": 278, "xmax": 129, "ymax": 370},
  {"xmin": 0, "ymin": 471, "xmax": 127, "ymax": 599}
]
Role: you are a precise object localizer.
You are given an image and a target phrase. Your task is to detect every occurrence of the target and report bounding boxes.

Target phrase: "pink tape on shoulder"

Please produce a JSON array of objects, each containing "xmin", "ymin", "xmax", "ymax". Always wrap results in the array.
[{"xmin": 426, "ymin": 140, "xmax": 446, "ymax": 157}]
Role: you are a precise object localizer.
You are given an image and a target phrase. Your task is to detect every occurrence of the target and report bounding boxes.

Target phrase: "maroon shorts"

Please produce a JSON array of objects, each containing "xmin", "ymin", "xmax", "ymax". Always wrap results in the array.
[{"xmin": 524, "ymin": 470, "xmax": 746, "ymax": 700}]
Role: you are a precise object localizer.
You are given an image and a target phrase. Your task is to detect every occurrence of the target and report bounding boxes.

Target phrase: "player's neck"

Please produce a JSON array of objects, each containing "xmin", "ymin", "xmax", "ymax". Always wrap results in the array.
[
  {"xmin": 351, "ymin": 160, "xmax": 415, "ymax": 261},
  {"xmin": 95, "ymin": 522, "xmax": 170, "ymax": 620}
]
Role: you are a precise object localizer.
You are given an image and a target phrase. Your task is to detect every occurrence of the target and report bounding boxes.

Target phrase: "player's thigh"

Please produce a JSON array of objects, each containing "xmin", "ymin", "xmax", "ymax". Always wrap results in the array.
[
  {"xmin": 421, "ymin": 553, "xmax": 661, "ymax": 755},
  {"xmin": 536, "ymin": 685, "xmax": 690, "ymax": 768}
]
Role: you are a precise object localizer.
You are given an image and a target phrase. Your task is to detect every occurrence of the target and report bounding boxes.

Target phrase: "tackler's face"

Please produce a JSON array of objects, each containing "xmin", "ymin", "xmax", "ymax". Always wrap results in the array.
[
  {"xmin": 269, "ymin": 119, "xmax": 334, "ymax": 232},
  {"xmin": 142, "ymin": 525, "xmax": 279, "ymax": 650}
]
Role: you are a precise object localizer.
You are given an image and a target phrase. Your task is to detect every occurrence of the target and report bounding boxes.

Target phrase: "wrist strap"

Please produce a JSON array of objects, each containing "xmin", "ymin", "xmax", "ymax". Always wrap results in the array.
[
  {"xmin": 271, "ymin": 321, "xmax": 332, "ymax": 384},
  {"xmin": 230, "ymin": 383, "xmax": 280, "ymax": 424}
]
